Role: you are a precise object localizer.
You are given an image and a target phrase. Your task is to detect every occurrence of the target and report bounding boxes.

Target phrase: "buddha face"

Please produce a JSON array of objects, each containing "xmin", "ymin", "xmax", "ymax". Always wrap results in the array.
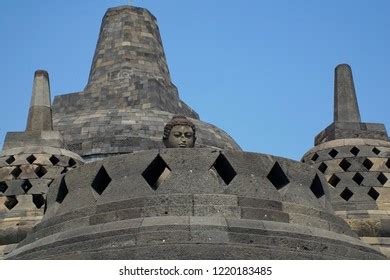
[{"xmin": 167, "ymin": 125, "xmax": 195, "ymax": 148}]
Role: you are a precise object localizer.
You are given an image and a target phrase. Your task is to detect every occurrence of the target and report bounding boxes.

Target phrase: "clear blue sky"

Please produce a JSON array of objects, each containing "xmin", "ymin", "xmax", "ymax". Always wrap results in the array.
[{"xmin": 1, "ymin": 0, "xmax": 389, "ymax": 160}]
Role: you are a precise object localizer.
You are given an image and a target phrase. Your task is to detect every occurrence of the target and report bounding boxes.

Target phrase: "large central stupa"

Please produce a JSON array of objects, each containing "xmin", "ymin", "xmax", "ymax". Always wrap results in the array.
[{"xmin": 52, "ymin": 6, "xmax": 240, "ymax": 161}]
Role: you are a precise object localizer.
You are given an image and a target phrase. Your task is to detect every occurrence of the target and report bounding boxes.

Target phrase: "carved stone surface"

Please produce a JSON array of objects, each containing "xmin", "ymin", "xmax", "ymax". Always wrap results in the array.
[
  {"xmin": 163, "ymin": 116, "xmax": 196, "ymax": 148},
  {"xmin": 51, "ymin": 6, "xmax": 241, "ymax": 158},
  {"xmin": 303, "ymin": 138, "xmax": 390, "ymax": 256},
  {"xmin": 303, "ymin": 64, "xmax": 390, "ymax": 257},
  {"xmin": 315, "ymin": 65, "xmax": 388, "ymax": 145},
  {"xmin": 7, "ymin": 148, "xmax": 385, "ymax": 259},
  {"xmin": 53, "ymin": 109, "xmax": 240, "ymax": 161},
  {"xmin": 0, "ymin": 146, "xmax": 83, "ymax": 258},
  {"xmin": 334, "ymin": 64, "xmax": 361, "ymax": 123},
  {"xmin": 26, "ymin": 70, "xmax": 53, "ymax": 132}
]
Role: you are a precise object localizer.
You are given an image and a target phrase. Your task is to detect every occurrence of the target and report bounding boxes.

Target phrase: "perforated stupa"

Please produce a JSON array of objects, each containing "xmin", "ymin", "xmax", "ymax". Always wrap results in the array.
[{"xmin": 1, "ymin": 5, "xmax": 388, "ymax": 260}]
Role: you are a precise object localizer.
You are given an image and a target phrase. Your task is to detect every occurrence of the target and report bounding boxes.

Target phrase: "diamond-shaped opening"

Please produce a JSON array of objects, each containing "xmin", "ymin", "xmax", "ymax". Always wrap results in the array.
[
  {"xmin": 310, "ymin": 174, "xmax": 325, "ymax": 198},
  {"xmin": 142, "ymin": 155, "xmax": 171, "ymax": 190},
  {"xmin": 26, "ymin": 154, "xmax": 37, "ymax": 164},
  {"xmin": 339, "ymin": 159, "xmax": 351, "ymax": 171},
  {"xmin": 328, "ymin": 174, "xmax": 340, "ymax": 187},
  {"xmin": 49, "ymin": 155, "xmax": 60, "ymax": 166},
  {"xmin": 362, "ymin": 158, "xmax": 374, "ymax": 170},
  {"xmin": 68, "ymin": 158, "xmax": 77, "ymax": 167},
  {"xmin": 340, "ymin": 188, "xmax": 353, "ymax": 201},
  {"xmin": 266, "ymin": 162, "xmax": 290, "ymax": 190},
  {"xmin": 210, "ymin": 153, "xmax": 237, "ymax": 185},
  {"xmin": 311, "ymin": 153, "xmax": 319, "ymax": 162},
  {"xmin": 21, "ymin": 180, "xmax": 33, "ymax": 193},
  {"xmin": 0, "ymin": 181, "xmax": 8, "ymax": 193},
  {"xmin": 372, "ymin": 147, "xmax": 381, "ymax": 155},
  {"xmin": 352, "ymin": 172, "xmax": 364, "ymax": 185},
  {"xmin": 350, "ymin": 146, "xmax": 360, "ymax": 156},
  {"xmin": 32, "ymin": 194, "xmax": 45, "ymax": 209},
  {"xmin": 34, "ymin": 166, "xmax": 47, "ymax": 178},
  {"xmin": 386, "ymin": 159, "xmax": 390, "ymax": 169},
  {"xmin": 377, "ymin": 173, "xmax": 388, "ymax": 185},
  {"xmin": 328, "ymin": 149, "xmax": 339, "ymax": 158},
  {"xmin": 5, "ymin": 156, "xmax": 15, "ymax": 165},
  {"xmin": 91, "ymin": 166, "xmax": 112, "ymax": 195},
  {"xmin": 318, "ymin": 162, "xmax": 328, "ymax": 174},
  {"xmin": 368, "ymin": 187, "xmax": 380, "ymax": 201},
  {"xmin": 56, "ymin": 177, "xmax": 68, "ymax": 203},
  {"xmin": 11, "ymin": 166, "xmax": 22, "ymax": 179},
  {"xmin": 4, "ymin": 196, "xmax": 18, "ymax": 210}
]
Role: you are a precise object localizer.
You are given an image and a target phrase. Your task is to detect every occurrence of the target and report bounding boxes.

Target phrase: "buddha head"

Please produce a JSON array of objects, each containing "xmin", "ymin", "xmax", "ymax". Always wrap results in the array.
[{"xmin": 163, "ymin": 115, "xmax": 196, "ymax": 148}]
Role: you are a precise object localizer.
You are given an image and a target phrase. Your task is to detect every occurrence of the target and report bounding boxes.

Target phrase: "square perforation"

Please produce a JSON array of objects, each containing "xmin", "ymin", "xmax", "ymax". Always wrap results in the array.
[
  {"xmin": 26, "ymin": 154, "xmax": 37, "ymax": 164},
  {"xmin": 368, "ymin": 187, "xmax": 380, "ymax": 201},
  {"xmin": 49, "ymin": 155, "xmax": 60, "ymax": 166},
  {"xmin": 352, "ymin": 172, "xmax": 364, "ymax": 185},
  {"xmin": 328, "ymin": 174, "xmax": 340, "ymax": 187},
  {"xmin": 91, "ymin": 166, "xmax": 112, "ymax": 195},
  {"xmin": 372, "ymin": 147, "xmax": 381, "ymax": 155},
  {"xmin": 142, "ymin": 155, "xmax": 171, "ymax": 190},
  {"xmin": 377, "ymin": 173, "xmax": 388, "ymax": 185},
  {"xmin": 339, "ymin": 159, "xmax": 351, "ymax": 171},
  {"xmin": 210, "ymin": 153, "xmax": 237, "ymax": 185},
  {"xmin": 318, "ymin": 162, "xmax": 328, "ymax": 174},
  {"xmin": 311, "ymin": 153, "xmax": 319, "ymax": 162},
  {"xmin": 35, "ymin": 166, "xmax": 47, "ymax": 178},
  {"xmin": 32, "ymin": 194, "xmax": 45, "ymax": 209},
  {"xmin": 21, "ymin": 180, "xmax": 33, "ymax": 193},
  {"xmin": 328, "ymin": 149, "xmax": 339, "ymax": 158},
  {"xmin": 340, "ymin": 188, "xmax": 353, "ymax": 201},
  {"xmin": 266, "ymin": 162, "xmax": 290, "ymax": 190},
  {"xmin": 362, "ymin": 158, "xmax": 374, "ymax": 170},
  {"xmin": 5, "ymin": 156, "xmax": 15, "ymax": 165},
  {"xmin": 0, "ymin": 181, "xmax": 8, "ymax": 193},
  {"xmin": 11, "ymin": 166, "xmax": 22, "ymax": 179},
  {"xmin": 4, "ymin": 196, "xmax": 18, "ymax": 210},
  {"xmin": 350, "ymin": 147, "xmax": 360, "ymax": 156}
]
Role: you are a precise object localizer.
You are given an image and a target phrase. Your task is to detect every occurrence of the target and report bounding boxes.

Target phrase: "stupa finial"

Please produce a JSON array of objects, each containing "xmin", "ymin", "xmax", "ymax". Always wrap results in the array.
[
  {"xmin": 334, "ymin": 64, "xmax": 361, "ymax": 123},
  {"xmin": 26, "ymin": 70, "xmax": 53, "ymax": 131}
]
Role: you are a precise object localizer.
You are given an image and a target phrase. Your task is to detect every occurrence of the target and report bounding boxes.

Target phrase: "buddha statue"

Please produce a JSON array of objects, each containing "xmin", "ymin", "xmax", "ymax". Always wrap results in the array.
[{"xmin": 163, "ymin": 115, "xmax": 196, "ymax": 148}]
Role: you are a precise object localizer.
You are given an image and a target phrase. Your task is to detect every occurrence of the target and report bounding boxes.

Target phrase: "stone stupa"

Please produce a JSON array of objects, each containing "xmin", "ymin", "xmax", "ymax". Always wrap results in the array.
[
  {"xmin": 3, "ymin": 6, "xmax": 386, "ymax": 260},
  {"xmin": 302, "ymin": 64, "xmax": 390, "ymax": 257}
]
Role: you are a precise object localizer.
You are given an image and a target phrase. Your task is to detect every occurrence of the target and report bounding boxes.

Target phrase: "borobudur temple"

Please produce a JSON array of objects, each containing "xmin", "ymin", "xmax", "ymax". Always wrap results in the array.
[{"xmin": 1, "ymin": 5, "xmax": 389, "ymax": 260}]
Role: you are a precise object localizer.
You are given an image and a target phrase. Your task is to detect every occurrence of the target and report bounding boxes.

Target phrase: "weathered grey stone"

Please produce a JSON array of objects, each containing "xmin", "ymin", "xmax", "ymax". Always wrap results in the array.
[
  {"xmin": 3, "ymin": 131, "xmax": 64, "ymax": 150},
  {"xmin": 50, "ymin": 6, "xmax": 240, "ymax": 158},
  {"xmin": 334, "ymin": 64, "xmax": 361, "ymax": 123},
  {"xmin": 303, "ymin": 64, "xmax": 390, "ymax": 257},
  {"xmin": 26, "ymin": 70, "xmax": 53, "ymax": 132},
  {"xmin": 6, "ymin": 148, "xmax": 385, "ymax": 260}
]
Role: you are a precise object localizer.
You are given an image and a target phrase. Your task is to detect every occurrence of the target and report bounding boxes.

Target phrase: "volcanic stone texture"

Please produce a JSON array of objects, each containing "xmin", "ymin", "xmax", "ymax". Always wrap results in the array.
[
  {"xmin": 315, "ymin": 122, "xmax": 388, "ymax": 145},
  {"xmin": 302, "ymin": 138, "xmax": 390, "ymax": 257},
  {"xmin": 0, "ymin": 146, "xmax": 83, "ymax": 258},
  {"xmin": 7, "ymin": 148, "xmax": 384, "ymax": 259},
  {"xmin": 52, "ymin": 6, "xmax": 241, "ymax": 159},
  {"xmin": 315, "ymin": 65, "xmax": 388, "ymax": 145},
  {"xmin": 53, "ymin": 109, "xmax": 241, "ymax": 161},
  {"xmin": 26, "ymin": 70, "xmax": 53, "ymax": 132}
]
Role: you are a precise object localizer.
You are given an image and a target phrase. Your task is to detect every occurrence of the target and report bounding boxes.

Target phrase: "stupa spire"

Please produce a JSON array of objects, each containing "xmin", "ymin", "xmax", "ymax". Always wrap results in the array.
[
  {"xmin": 334, "ymin": 64, "xmax": 361, "ymax": 123},
  {"xmin": 26, "ymin": 70, "xmax": 53, "ymax": 131},
  {"xmin": 86, "ymin": 6, "xmax": 171, "ymax": 90}
]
